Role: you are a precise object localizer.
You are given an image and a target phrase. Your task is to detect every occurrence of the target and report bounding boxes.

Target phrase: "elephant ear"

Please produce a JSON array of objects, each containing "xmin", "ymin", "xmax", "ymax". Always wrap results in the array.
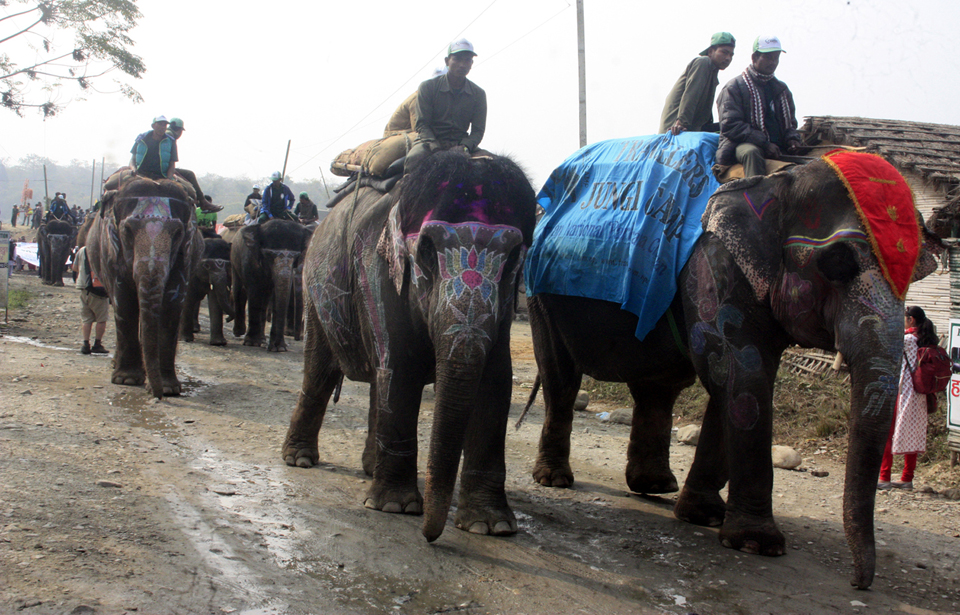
[
  {"xmin": 99, "ymin": 190, "xmax": 118, "ymax": 219},
  {"xmin": 702, "ymin": 173, "xmax": 792, "ymax": 302},
  {"xmin": 376, "ymin": 201, "xmax": 412, "ymax": 295}
]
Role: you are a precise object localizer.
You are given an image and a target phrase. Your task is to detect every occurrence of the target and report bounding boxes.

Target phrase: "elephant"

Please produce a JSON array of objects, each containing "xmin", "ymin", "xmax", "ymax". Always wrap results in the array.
[
  {"xmin": 86, "ymin": 173, "xmax": 203, "ymax": 398},
  {"xmin": 181, "ymin": 236, "xmax": 235, "ymax": 346},
  {"xmin": 37, "ymin": 219, "xmax": 77, "ymax": 286},
  {"xmin": 282, "ymin": 151, "xmax": 537, "ymax": 542},
  {"xmin": 526, "ymin": 153, "xmax": 941, "ymax": 589},
  {"xmin": 230, "ymin": 219, "xmax": 312, "ymax": 352}
]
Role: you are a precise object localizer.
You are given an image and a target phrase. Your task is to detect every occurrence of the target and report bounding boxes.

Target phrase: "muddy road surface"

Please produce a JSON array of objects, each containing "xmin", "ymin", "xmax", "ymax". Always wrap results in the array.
[{"xmin": 1, "ymin": 274, "xmax": 959, "ymax": 615}]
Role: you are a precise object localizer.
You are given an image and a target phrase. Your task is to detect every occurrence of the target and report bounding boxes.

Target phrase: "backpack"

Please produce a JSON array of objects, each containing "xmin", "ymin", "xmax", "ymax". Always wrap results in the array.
[{"xmin": 905, "ymin": 344, "xmax": 951, "ymax": 395}]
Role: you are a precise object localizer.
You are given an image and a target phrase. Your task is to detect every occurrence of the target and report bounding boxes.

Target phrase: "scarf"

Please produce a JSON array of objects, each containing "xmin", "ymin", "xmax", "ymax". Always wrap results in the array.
[{"xmin": 742, "ymin": 65, "xmax": 793, "ymax": 140}]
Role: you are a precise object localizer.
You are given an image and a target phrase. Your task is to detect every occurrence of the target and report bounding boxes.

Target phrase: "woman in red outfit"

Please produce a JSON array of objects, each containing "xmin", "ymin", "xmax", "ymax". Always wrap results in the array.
[{"xmin": 879, "ymin": 306, "xmax": 937, "ymax": 490}]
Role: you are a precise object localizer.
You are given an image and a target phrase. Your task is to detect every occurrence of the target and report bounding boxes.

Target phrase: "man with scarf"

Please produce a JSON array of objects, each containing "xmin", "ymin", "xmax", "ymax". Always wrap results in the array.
[{"xmin": 716, "ymin": 36, "xmax": 800, "ymax": 177}]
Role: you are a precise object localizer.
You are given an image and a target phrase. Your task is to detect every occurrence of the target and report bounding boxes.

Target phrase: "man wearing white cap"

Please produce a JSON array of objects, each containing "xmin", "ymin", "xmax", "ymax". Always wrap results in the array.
[
  {"xmin": 129, "ymin": 115, "xmax": 178, "ymax": 180},
  {"xmin": 716, "ymin": 36, "xmax": 801, "ymax": 177},
  {"xmin": 404, "ymin": 38, "xmax": 487, "ymax": 174}
]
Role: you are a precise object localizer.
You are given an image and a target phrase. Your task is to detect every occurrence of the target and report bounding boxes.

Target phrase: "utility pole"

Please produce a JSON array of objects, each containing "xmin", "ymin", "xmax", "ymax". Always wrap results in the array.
[
  {"xmin": 43, "ymin": 165, "xmax": 49, "ymax": 207},
  {"xmin": 281, "ymin": 140, "xmax": 291, "ymax": 181},
  {"xmin": 90, "ymin": 159, "xmax": 96, "ymax": 208},
  {"xmin": 577, "ymin": 0, "xmax": 587, "ymax": 148}
]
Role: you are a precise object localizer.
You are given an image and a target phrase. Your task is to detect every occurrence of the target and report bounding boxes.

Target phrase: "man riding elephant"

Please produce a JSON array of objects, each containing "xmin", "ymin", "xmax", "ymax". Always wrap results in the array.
[
  {"xmin": 130, "ymin": 116, "xmax": 178, "ymax": 180},
  {"xmin": 166, "ymin": 117, "xmax": 222, "ymax": 213},
  {"xmin": 258, "ymin": 172, "xmax": 298, "ymax": 223}
]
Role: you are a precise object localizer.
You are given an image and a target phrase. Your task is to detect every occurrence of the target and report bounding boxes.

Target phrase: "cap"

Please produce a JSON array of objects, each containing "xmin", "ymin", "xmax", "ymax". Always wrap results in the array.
[
  {"xmin": 169, "ymin": 117, "xmax": 185, "ymax": 131},
  {"xmin": 253, "ymin": 184, "xmax": 261, "ymax": 190},
  {"xmin": 270, "ymin": 171, "xmax": 282, "ymax": 181},
  {"xmin": 753, "ymin": 35, "xmax": 785, "ymax": 53},
  {"xmin": 699, "ymin": 32, "xmax": 736, "ymax": 56},
  {"xmin": 448, "ymin": 38, "xmax": 477, "ymax": 57},
  {"xmin": 299, "ymin": 191, "xmax": 309, "ymax": 198},
  {"xmin": 152, "ymin": 115, "xmax": 168, "ymax": 124},
  {"xmin": 432, "ymin": 66, "xmax": 448, "ymax": 77}
]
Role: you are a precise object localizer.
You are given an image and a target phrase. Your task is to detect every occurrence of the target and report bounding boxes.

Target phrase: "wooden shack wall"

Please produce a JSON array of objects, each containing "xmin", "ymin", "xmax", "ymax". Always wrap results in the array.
[{"xmin": 904, "ymin": 170, "xmax": 951, "ymax": 336}]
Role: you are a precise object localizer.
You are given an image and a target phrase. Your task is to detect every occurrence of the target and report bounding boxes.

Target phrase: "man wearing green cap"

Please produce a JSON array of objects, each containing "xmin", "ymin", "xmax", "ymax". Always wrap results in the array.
[
  {"xmin": 404, "ymin": 38, "xmax": 487, "ymax": 174},
  {"xmin": 294, "ymin": 192, "xmax": 319, "ymax": 224},
  {"xmin": 659, "ymin": 32, "xmax": 735, "ymax": 135},
  {"xmin": 165, "ymin": 118, "xmax": 222, "ymax": 213},
  {"xmin": 716, "ymin": 35, "xmax": 801, "ymax": 177}
]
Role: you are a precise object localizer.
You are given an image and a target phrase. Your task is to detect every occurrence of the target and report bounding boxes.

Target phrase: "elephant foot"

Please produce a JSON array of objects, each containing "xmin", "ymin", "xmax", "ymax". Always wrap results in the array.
[
  {"xmin": 625, "ymin": 462, "xmax": 679, "ymax": 494},
  {"xmin": 718, "ymin": 510, "xmax": 785, "ymax": 557},
  {"xmin": 282, "ymin": 438, "xmax": 319, "ymax": 468},
  {"xmin": 363, "ymin": 481, "xmax": 423, "ymax": 515},
  {"xmin": 673, "ymin": 485, "xmax": 726, "ymax": 527},
  {"xmin": 454, "ymin": 501, "xmax": 517, "ymax": 536},
  {"xmin": 243, "ymin": 335, "xmax": 264, "ymax": 347},
  {"xmin": 209, "ymin": 336, "xmax": 228, "ymax": 347},
  {"xmin": 181, "ymin": 333, "xmax": 195, "ymax": 343},
  {"xmin": 193, "ymin": 323, "xmax": 201, "ymax": 333},
  {"xmin": 268, "ymin": 340, "xmax": 288, "ymax": 352},
  {"xmin": 112, "ymin": 367, "xmax": 146, "ymax": 387},
  {"xmin": 146, "ymin": 375, "xmax": 181, "ymax": 398},
  {"xmin": 532, "ymin": 455, "xmax": 574, "ymax": 488},
  {"xmin": 41, "ymin": 280, "xmax": 52, "ymax": 286},
  {"xmin": 233, "ymin": 325, "xmax": 246, "ymax": 338},
  {"xmin": 53, "ymin": 281, "xmax": 64, "ymax": 287}
]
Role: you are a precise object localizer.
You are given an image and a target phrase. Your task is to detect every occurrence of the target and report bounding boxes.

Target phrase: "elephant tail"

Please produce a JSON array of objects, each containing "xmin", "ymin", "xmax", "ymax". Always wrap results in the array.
[{"xmin": 514, "ymin": 374, "xmax": 541, "ymax": 430}]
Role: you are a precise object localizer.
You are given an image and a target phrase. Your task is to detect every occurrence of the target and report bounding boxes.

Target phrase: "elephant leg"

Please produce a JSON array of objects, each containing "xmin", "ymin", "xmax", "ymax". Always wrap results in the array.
[
  {"xmin": 282, "ymin": 310, "xmax": 340, "ymax": 467},
  {"xmin": 455, "ymin": 336, "xmax": 517, "ymax": 536},
  {"xmin": 208, "ymin": 287, "xmax": 227, "ymax": 346},
  {"xmin": 529, "ymin": 298, "xmax": 581, "ymax": 488},
  {"xmin": 111, "ymin": 280, "xmax": 145, "ymax": 386},
  {"xmin": 624, "ymin": 381, "xmax": 680, "ymax": 494},
  {"xmin": 361, "ymin": 383, "xmax": 378, "ymax": 476},
  {"xmin": 674, "ymin": 394, "xmax": 727, "ymax": 527},
  {"xmin": 245, "ymin": 291, "xmax": 266, "ymax": 347},
  {"xmin": 192, "ymin": 287, "xmax": 204, "ymax": 333},
  {"xmin": 232, "ymin": 272, "xmax": 247, "ymax": 338},
  {"xmin": 365, "ymin": 364, "xmax": 426, "ymax": 515},
  {"xmin": 156, "ymin": 268, "xmax": 187, "ymax": 396},
  {"xmin": 180, "ymin": 286, "xmax": 200, "ymax": 342}
]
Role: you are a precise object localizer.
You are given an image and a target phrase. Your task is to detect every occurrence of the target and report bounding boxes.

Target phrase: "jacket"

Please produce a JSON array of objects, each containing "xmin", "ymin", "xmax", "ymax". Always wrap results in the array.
[
  {"xmin": 415, "ymin": 74, "xmax": 486, "ymax": 152},
  {"xmin": 659, "ymin": 56, "xmax": 720, "ymax": 134},
  {"xmin": 715, "ymin": 72, "xmax": 799, "ymax": 165}
]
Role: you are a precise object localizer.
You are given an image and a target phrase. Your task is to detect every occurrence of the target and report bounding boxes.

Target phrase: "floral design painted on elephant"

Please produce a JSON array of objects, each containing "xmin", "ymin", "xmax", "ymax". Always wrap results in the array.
[
  {"xmin": 283, "ymin": 151, "xmax": 537, "ymax": 543},
  {"xmin": 86, "ymin": 178, "xmax": 202, "ymax": 398}
]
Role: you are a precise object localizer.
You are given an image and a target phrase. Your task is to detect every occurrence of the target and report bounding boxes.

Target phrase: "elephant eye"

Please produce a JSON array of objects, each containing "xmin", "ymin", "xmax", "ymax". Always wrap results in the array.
[{"xmin": 817, "ymin": 242, "xmax": 860, "ymax": 284}]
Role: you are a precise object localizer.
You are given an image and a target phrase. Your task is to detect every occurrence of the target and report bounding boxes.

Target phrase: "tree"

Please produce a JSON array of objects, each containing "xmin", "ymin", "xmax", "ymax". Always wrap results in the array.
[{"xmin": 1, "ymin": 0, "xmax": 145, "ymax": 117}]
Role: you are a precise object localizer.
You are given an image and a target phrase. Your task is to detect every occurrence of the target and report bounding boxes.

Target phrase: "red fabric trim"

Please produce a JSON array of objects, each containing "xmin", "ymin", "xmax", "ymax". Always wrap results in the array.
[{"xmin": 822, "ymin": 150, "xmax": 920, "ymax": 300}]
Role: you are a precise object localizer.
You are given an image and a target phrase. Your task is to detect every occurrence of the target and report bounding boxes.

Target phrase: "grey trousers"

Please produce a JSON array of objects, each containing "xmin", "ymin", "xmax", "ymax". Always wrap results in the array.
[{"xmin": 735, "ymin": 143, "xmax": 767, "ymax": 178}]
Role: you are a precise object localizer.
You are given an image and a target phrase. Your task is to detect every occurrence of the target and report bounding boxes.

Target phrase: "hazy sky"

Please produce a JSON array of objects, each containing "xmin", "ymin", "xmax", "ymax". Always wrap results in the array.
[{"xmin": 2, "ymin": 0, "xmax": 958, "ymax": 196}]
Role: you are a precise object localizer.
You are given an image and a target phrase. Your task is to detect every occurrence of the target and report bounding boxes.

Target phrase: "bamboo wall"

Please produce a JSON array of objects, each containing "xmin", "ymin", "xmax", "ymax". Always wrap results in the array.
[{"xmin": 904, "ymin": 169, "xmax": 952, "ymax": 335}]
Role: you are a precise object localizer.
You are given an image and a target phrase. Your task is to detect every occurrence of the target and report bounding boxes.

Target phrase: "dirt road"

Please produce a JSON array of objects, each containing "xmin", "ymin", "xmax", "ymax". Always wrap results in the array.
[{"xmin": 1, "ymin": 273, "xmax": 958, "ymax": 615}]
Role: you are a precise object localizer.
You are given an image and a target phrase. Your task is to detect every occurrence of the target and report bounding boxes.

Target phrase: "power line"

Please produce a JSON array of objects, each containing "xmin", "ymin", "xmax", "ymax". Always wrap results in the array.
[{"xmin": 289, "ymin": 0, "xmax": 501, "ymax": 175}]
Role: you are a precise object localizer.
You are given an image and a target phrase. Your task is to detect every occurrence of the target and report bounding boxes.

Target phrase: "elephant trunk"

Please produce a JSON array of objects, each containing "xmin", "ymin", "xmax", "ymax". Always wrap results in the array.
[
  {"xmin": 211, "ymin": 266, "xmax": 235, "ymax": 320},
  {"xmin": 130, "ymin": 219, "xmax": 182, "ymax": 398},
  {"xmin": 839, "ymin": 313, "xmax": 903, "ymax": 589},
  {"xmin": 423, "ymin": 359, "xmax": 483, "ymax": 542},
  {"xmin": 268, "ymin": 251, "xmax": 297, "ymax": 349}
]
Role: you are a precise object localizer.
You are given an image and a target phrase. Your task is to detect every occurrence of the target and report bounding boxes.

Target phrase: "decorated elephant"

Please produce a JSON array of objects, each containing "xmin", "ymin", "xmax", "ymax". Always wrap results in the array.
[
  {"xmin": 37, "ymin": 219, "xmax": 77, "ymax": 286},
  {"xmin": 181, "ymin": 236, "xmax": 234, "ymax": 346},
  {"xmin": 526, "ymin": 147, "xmax": 941, "ymax": 589},
  {"xmin": 282, "ymin": 151, "xmax": 537, "ymax": 541},
  {"xmin": 230, "ymin": 219, "xmax": 312, "ymax": 352},
  {"xmin": 86, "ymin": 173, "xmax": 203, "ymax": 398}
]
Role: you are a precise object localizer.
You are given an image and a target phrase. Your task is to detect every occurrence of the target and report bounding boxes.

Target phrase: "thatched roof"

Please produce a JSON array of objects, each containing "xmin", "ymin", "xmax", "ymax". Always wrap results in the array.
[{"xmin": 801, "ymin": 116, "xmax": 960, "ymax": 201}]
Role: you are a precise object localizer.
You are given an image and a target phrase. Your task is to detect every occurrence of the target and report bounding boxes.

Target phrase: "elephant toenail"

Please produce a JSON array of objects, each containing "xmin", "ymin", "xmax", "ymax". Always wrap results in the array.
[
  {"xmin": 468, "ymin": 522, "xmax": 490, "ymax": 535},
  {"xmin": 721, "ymin": 538, "xmax": 733, "ymax": 548},
  {"xmin": 296, "ymin": 457, "xmax": 313, "ymax": 468},
  {"xmin": 741, "ymin": 540, "xmax": 760, "ymax": 555},
  {"xmin": 382, "ymin": 502, "xmax": 403, "ymax": 513},
  {"xmin": 364, "ymin": 499, "xmax": 376, "ymax": 509},
  {"xmin": 404, "ymin": 502, "xmax": 422, "ymax": 514},
  {"xmin": 493, "ymin": 521, "xmax": 515, "ymax": 535},
  {"xmin": 284, "ymin": 455, "xmax": 295, "ymax": 466}
]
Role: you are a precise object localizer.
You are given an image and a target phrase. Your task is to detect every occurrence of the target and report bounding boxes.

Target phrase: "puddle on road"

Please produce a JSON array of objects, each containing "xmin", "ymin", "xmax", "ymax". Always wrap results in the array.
[
  {"xmin": 2, "ymin": 335, "xmax": 81, "ymax": 353},
  {"xmin": 107, "ymin": 373, "xmax": 209, "ymax": 437}
]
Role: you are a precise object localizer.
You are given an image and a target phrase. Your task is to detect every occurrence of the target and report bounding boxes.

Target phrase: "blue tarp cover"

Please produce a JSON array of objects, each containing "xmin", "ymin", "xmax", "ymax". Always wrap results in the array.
[{"xmin": 525, "ymin": 133, "xmax": 720, "ymax": 340}]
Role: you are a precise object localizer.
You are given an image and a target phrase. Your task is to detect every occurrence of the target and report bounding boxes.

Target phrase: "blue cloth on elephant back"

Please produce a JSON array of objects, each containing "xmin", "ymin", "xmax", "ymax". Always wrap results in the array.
[{"xmin": 525, "ymin": 132, "xmax": 720, "ymax": 341}]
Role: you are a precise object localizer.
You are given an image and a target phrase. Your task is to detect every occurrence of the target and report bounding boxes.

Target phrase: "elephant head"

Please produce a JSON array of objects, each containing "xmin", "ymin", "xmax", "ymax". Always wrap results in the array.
[
  {"xmin": 381, "ymin": 152, "xmax": 537, "ymax": 540},
  {"xmin": 200, "ymin": 237, "xmax": 235, "ymax": 323},
  {"xmin": 90, "ymin": 175, "xmax": 202, "ymax": 397},
  {"xmin": 238, "ymin": 219, "xmax": 312, "ymax": 352},
  {"xmin": 698, "ymin": 151, "xmax": 941, "ymax": 588},
  {"xmin": 37, "ymin": 219, "xmax": 77, "ymax": 286}
]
